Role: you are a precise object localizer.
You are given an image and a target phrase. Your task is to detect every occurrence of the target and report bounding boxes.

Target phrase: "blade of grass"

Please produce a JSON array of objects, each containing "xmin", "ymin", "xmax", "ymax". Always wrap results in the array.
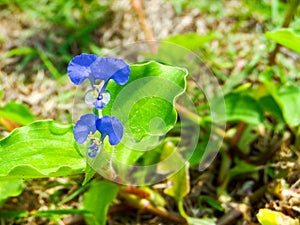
[
  {"xmin": 58, "ymin": 183, "xmax": 90, "ymax": 206},
  {"xmin": 37, "ymin": 50, "xmax": 61, "ymax": 79}
]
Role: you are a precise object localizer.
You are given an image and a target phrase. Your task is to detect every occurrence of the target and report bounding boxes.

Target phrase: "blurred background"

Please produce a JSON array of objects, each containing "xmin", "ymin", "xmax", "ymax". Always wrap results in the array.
[{"xmin": 1, "ymin": 0, "xmax": 297, "ymax": 123}]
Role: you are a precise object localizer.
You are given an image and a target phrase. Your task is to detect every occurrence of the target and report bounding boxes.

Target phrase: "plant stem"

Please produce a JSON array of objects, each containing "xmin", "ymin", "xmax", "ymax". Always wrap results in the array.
[
  {"xmin": 177, "ymin": 200, "xmax": 188, "ymax": 220},
  {"xmin": 119, "ymin": 190, "xmax": 186, "ymax": 224},
  {"xmin": 0, "ymin": 118, "xmax": 20, "ymax": 131},
  {"xmin": 146, "ymin": 201, "xmax": 187, "ymax": 224},
  {"xmin": 217, "ymin": 208, "xmax": 243, "ymax": 225},
  {"xmin": 232, "ymin": 122, "xmax": 247, "ymax": 145},
  {"xmin": 124, "ymin": 186, "xmax": 150, "ymax": 199},
  {"xmin": 268, "ymin": 0, "xmax": 300, "ymax": 65},
  {"xmin": 130, "ymin": 0, "xmax": 157, "ymax": 52},
  {"xmin": 175, "ymin": 103, "xmax": 202, "ymax": 125}
]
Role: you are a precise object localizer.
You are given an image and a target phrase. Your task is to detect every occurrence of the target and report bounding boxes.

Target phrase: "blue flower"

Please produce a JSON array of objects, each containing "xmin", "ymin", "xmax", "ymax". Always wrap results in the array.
[
  {"xmin": 87, "ymin": 140, "xmax": 102, "ymax": 158},
  {"xmin": 74, "ymin": 114, "xmax": 98, "ymax": 144},
  {"xmin": 69, "ymin": 54, "xmax": 127, "ymax": 158},
  {"xmin": 96, "ymin": 116, "xmax": 124, "ymax": 145},
  {"xmin": 67, "ymin": 54, "xmax": 130, "ymax": 109},
  {"xmin": 74, "ymin": 114, "xmax": 124, "ymax": 158}
]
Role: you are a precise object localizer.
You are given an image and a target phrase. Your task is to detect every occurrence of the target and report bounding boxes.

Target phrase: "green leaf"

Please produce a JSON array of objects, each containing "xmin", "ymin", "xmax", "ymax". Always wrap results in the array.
[
  {"xmin": 4, "ymin": 47, "xmax": 37, "ymax": 57},
  {"xmin": 0, "ymin": 211, "xmax": 28, "ymax": 218},
  {"xmin": 214, "ymin": 93, "xmax": 264, "ymax": 125},
  {"xmin": 198, "ymin": 195, "xmax": 223, "ymax": 212},
  {"xmin": 237, "ymin": 125, "xmax": 258, "ymax": 155},
  {"xmin": 0, "ymin": 101, "xmax": 35, "ymax": 125},
  {"xmin": 164, "ymin": 164, "xmax": 192, "ymax": 223},
  {"xmin": 265, "ymin": 29, "xmax": 300, "ymax": 54},
  {"xmin": 259, "ymin": 95, "xmax": 284, "ymax": 122},
  {"xmin": 0, "ymin": 179, "xmax": 23, "ymax": 204},
  {"xmin": 34, "ymin": 209, "xmax": 90, "ymax": 218},
  {"xmin": 164, "ymin": 164, "xmax": 189, "ymax": 203},
  {"xmin": 275, "ymin": 85, "xmax": 300, "ymax": 127},
  {"xmin": 83, "ymin": 180, "xmax": 119, "ymax": 225},
  {"xmin": 82, "ymin": 164, "xmax": 96, "ymax": 186},
  {"xmin": 157, "ymin": 140, "xmax": 182, "ymax": 174},
  {"xmin": 257, "ymin": 209, "xmax": 299, "ymax": 225},
  {"xmin": 0, "ymin": 120, "xmax": 85, "ymax": 180},
  {"xmin": 229, "ymin": 159, "xmax": 259, "ymax": 178},
  {"xmin": 104, "ymin": 61, "xmax": 187, "ymax": 140},
  {"xmin": 260, "ymin": 73, "xmax": 300, "ymax": 127},
  {"xmin": 188, "ymin": 142, "xmax": 207, "ymax": 167},
  {"xmin": 101, "ymin": 61, "xmax": 187, "ymax": 169},
  {"xmin": 163, "ymin": 33, "xmax": 215, "ymax": 50}
]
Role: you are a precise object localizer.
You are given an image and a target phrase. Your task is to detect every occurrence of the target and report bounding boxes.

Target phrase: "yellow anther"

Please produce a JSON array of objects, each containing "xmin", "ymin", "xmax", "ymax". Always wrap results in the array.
[
  {"xmin": 88, "ymin": 132, "xmax": 95, "ymax": 139},
  {"xmin": 92, "ymin": 90, "xmax": 98, "ymax": 98},
  {"xmin": 93, "ymin": 139, "xmax": 100, "ymax": 145}
]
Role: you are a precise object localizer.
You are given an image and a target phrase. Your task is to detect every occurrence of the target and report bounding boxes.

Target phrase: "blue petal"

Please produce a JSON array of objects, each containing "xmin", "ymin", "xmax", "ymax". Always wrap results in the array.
[
  {"xmin": 67, "ymin": 54, "xmax": 98, "ymax": 85},
  {"xmin": 94, "ymin": 91, "xmax": 110, "ymax": 109},
  {"xmin": 88, "ymin": 149, "xmax": 98, "ymax": 158},
  {"xmin": 96, "ymin": 116, "xmax": 124, "ymax": 145},
  {"xmin": 90, "ymin": 57, "xmax": 130, "ymax": 85},
  {"xmin": 74, "ymin": 114, "xmax": 98, "ymax": 144},
  {"xmin": 94, "ymin": 99, "xmax": 107, "ymax": 109},
  {"xmin": 88, "ymin": 142, "xmax": 102, "ymax": 158}
]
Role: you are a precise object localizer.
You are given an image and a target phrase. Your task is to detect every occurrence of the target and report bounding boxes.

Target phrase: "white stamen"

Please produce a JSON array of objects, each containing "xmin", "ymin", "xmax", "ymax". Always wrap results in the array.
[{"xmin": 85, "ymin": 89, "xmax": 98, "ymax": 104}]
